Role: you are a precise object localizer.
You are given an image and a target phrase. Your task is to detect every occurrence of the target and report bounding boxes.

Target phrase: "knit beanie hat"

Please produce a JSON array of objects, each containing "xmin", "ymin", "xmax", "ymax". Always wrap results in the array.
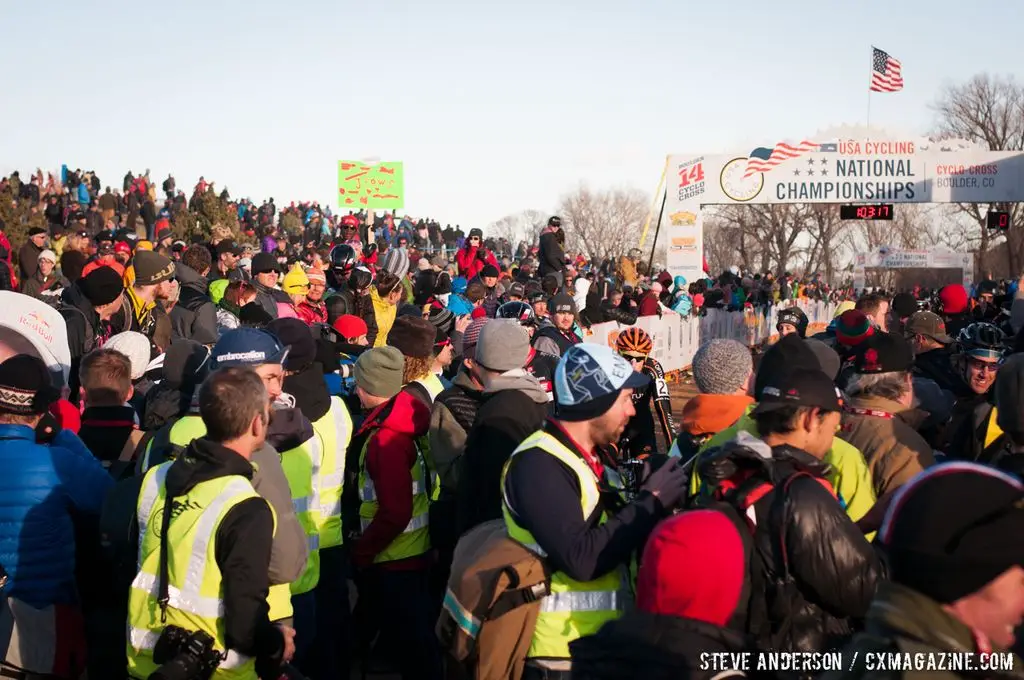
[
  {"xmin": 239, "ymin": 301, "xmax": 274, "ymax": 327},
  {"xmin": 891, "ymin": 292, "xmax": 918, "ymax": 319},
  {"xmin": 281, "ymin": 264, "xmax": 310, "ymax": 295},
  {"xmin": 133, "ymin": 250, "xmax": 176, "ymax": 286},
  {"xmin": 636, "ymin": 510, "xmax": 746, "ymax": 626},
  {"xmin": 333, "ymin": 315, "xmax": 368, "ymax": 342},
  {"xmin": 267, "ymin": 318, "xmax": 317, "ymax": 371},
  {"xmin": 804, "ymin": 338, "xmax": 841, "ymax": 380},
  {"xmin": 939, "ymin": 284, "xmax": 969, "ymax": 315},
  {"xmin": 306, "ymin": 264, "xmax": 326, "ymax": 286},
  {"xmin": 462, "ymin": 318, "xmax": 490, "ymax": 360},
  {"xmin": 354, "ymin": 346, "xmax": 405, "ymax": 399},
  {"xmin": 38, "ymin": 249, "xmax": 57, "ymax": 264},
  {"xmin": 879, "ymin": 462, "xmax": 1024, "ymax": 604},
  {"xmin": 428, "ymin": 307, "xmax": 456, "ymax": 337},
  {"xmin": 835, "ymin": 310, "xmax": 874, "ymax": 347},
  {"xmin": 104, "ymin": 331, "xmax": 152, "ymax": 380},
  {"xmin": 78, "ymin": 266, "xmax": 125, "ymax": 306},
  {"xmin": 387, "ymin": 316, "xmax": 435, "ymax": 359},
  {"xmin": 381, "ymin": 248, "xmax": 410, "ymax": 279},
  {"xmin": 475, "ymin": 320, "xmax": 530, "ymax": 373},
  {"xmin": 691, "ymin": 339, "xmax": 752, "ymax": 395},
  {"xmin": 0, "ymin": 355, "xmax": 58, "ymax": 415}
]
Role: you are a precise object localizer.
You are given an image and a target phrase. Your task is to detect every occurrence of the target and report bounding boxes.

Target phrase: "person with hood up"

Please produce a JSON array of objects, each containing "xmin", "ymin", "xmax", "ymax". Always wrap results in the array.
[
  {"xmin": 170, "ymin": 244, "xmax": 219, "ymax": 345},
  {"xmin": 776, "ymin": 306, "xmax": 808, "ymax": 338},
  {"xmin": 570, "ymin": 511, "xmax": 758, "ymax": 680},
  {"xmin": 456, "ymin": 319, "xmax": 549, "ymax": 533},
  {"xmin": 838, "ymin": 332, "xmax": 936, "ymax": 498},
  {"xmin": 445, "ymin": 276, "xmax": 474, "ymax": 316},
  {"xmin": 455, "ymin": 227, "xmax": 498, "ymax": 280},
  {"xmin": 141, "ymin": 339, "xmax": 212, "ymax": 431},
  {"xmin": 348, "ymin": 347, "xmax": 441, "ymax": 680},
  {"xmin": 60, "ymin": 266, "xmax": 126, "ymax": 403},
  {"xmin": 20, "ymin": 248, "xmax": 68, "ymax": 300},
  {"xmin": 276, "ymin": 263, "xmax": 310, "ymax": 320},
  {"xmin": 267, "ymin": 318, "xmax": 353, "ymax": 677},
  {"xmin": 829, "ymin": 463, "xmax": 1024, "ymax": 680},
  {"xmin": 671, "ymin": 339, "xmax": 754, "ymax": 463},
  {"xmin": 250, "ymin": 252, "xmax": 288, "ymax": 319}
]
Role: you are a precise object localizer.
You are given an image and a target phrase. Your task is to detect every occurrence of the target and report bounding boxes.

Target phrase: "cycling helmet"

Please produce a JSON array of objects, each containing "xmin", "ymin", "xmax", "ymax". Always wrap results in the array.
[
  {"xmin": 776, "ymin": 307, "xmax": 809, "ymax": 338},
  {"xmin": 329, "ymin": 244, "xmax": 357, "ymax": 274},
  {"xmin": 347, "ymin": 265, "xmax": 373, "ymax": 293},
  {"xmin": 496, "ymin": 301, "xmax": 536, "ymax": 326},
  {"xmin": 616, "ymin": 327, "xmax": 654, "ymax": 359},
  {"xmin": 955, "ymin": 322, "xmax": 1007, "ymax": 361}
]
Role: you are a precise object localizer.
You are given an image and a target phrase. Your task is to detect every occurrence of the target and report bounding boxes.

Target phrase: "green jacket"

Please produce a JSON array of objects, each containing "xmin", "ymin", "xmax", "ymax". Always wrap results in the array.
[
  {"xmin": 687, "ymin": 405, "xmax": 877, "ymax": 531},
  {"xmin": 823, "ymin": 582, "xmax": 1024, "ymax": 680}
]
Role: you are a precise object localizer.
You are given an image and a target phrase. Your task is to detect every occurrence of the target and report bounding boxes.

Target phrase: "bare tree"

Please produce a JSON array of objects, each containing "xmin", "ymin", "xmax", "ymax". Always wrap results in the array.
[
  {"xmin": 704, "ymin": 204, "xmax": 808, "ymax": 275},
  {"xmin": 557, "ymin": 185, "xmax": 649, "ymax": 261},
  {"xmin": 932, "ymin": 74, "xmax": 1024, "ymax": 275},
  {"xmin": 488, "ymin": 209, "xmax": 548, "ymax": 248},
  {"xmin": 803, "ymin": 205, "xmax": 842, "ymax": 282}
]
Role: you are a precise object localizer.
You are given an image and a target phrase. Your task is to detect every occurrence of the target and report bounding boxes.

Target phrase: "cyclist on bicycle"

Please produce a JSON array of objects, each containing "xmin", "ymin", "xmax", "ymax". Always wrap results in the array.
[{"xmin": 614, "ymin": 327, "xmax": 675, "ymax": 457}]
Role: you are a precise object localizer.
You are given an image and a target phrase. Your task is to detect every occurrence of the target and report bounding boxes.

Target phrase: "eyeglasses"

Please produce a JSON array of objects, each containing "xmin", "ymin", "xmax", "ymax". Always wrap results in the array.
[{"xmin": 967, "ymin": 357, "xmax": 1000, "ymax": 374}]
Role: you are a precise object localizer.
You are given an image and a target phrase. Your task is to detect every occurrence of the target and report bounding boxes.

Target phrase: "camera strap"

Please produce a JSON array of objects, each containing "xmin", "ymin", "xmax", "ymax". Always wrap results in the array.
[{"xmin": 157, "ymin": 495, "xmax": 174, "ymax": 623}]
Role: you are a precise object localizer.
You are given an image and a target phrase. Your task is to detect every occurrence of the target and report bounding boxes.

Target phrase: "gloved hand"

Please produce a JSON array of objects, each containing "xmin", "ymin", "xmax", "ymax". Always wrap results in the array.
[
  {"xmin": 640, "ymin": 457, "xmax": 688, "ymax": 510},
  {"xmin": 35, "ymin": 411, "xmax": 61, "ymax": 444}
]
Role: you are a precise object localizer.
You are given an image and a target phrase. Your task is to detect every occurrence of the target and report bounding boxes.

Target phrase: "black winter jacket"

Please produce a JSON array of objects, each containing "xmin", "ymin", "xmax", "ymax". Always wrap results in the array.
[
  {"xmin": 698, "ymin": 440, "xmax": 883, "ymax": 652},
  {"xmin": 537, "ymin": 230, "xmax": 565, "ymax": 278},
  {"xmin": 170, "ymin": 263, "xmax": 219, "ymax": 345},
  {"xmin": 570, "ymin": 611, "xmax": 763, "ymax": 680}
]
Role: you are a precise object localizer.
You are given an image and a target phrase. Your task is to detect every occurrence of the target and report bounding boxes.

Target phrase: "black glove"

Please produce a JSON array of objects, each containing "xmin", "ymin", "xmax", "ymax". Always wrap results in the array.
[
  {"xmin": 35, "ymin": 411, "xmax": 61, "ymax": 444},
  {"xmin": 362, "ymin": 242, "xmax": 378, "ymax": 259}
]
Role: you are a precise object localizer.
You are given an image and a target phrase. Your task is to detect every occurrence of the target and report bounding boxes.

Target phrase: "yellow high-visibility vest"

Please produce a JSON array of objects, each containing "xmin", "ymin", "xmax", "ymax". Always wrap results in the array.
[{"xmin": 501, "ymin": 430, "xmax": 631, "ymax": 660}]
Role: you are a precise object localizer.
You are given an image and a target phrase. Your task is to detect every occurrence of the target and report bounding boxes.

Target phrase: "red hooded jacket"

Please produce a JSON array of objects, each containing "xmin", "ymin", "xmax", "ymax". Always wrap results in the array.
[
  {"xmin": 455, "ymin": 245, "xmax": 497, "ymax": 279},
  {"xmin": 352, "ymin": 389, "xmax": 432, "ymax": 569}
]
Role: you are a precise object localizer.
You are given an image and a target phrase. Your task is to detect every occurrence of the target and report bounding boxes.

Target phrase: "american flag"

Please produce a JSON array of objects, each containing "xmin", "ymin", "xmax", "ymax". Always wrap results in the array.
[
  {"xmin": 744, "ymin": 140, "xmax": 819, "ymax": 178},
  {"xmin": 870, "ymin": 47, "xmax": 903, "ymax": 92}
]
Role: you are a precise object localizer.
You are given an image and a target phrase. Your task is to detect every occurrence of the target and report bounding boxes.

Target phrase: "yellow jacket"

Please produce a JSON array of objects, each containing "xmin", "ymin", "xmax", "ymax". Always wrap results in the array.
[
  {"xmin": 691, "ymin": 406, "xmax": 877, "ymax": 536},
  {"xmin": 370, "ymin": 287, "xmax": 397, "ymax": 347}
]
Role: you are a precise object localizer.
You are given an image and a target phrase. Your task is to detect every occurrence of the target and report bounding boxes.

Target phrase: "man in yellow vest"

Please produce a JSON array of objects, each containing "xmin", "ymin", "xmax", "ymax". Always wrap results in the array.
[
  {"xmin": 350, "ymin": 346, "xmax": 441, "ymax": 680},
  {"xmin": 267, "ymin": 317, "xmax": 354, "ymax": 678},
  {"xmin": 502, "ymin": 343, "xmax": 688, "ymax": 679},
  {"xmin": 139, "ymin": 329, "xmax": 310, "ymax": 629},
  {"xmin": 126, "ymin": 367, "xmax": 295, "ymax": 679}
]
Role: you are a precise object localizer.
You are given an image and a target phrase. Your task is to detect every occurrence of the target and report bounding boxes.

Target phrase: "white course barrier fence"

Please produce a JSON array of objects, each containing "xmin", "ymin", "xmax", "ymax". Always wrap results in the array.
[{"xmin": 582, "ymin": 300, "xmax": 839, "ymax": 373}]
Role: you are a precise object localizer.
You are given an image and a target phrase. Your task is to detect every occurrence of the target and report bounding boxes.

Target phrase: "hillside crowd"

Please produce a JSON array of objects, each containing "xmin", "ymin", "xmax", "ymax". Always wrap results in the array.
[{"xmin": 0, "ymin": 167, "xmax": 1021, "ymax": 680}]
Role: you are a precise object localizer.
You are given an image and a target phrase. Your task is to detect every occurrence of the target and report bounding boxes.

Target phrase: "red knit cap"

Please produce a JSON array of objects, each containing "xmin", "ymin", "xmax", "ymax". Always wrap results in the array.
[
  {"xmin": 835, "ymin": 309, "xmax": 875, "ymax": 348},
  {"xmin": 470, "ymin": 306, "xmax": 487, "ymax": 319},
  {"xmin": 636, "ymin": 510, "xmax": 745, "ymax": 626},
  {"xmin": 939, "ymin": 284, "xmax": 969, "ymax": 315},
  {"xmin": 332, "ymin": 314, "xmax": 367, "ymax": 341}
]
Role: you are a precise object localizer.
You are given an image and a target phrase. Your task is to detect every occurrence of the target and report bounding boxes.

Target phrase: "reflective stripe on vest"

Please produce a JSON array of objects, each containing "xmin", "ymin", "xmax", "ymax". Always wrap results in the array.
[
  {"xmin": 280, "ymin": 432, "xmax": 324, "ymax": 595},
  {"xmin": 127, "ymin": 463, "xmax": 260, "ymax": 679},
  {"xmin": 357, "ymin": 422, "xmax": 431, "ymax": 563},
  {"xmin": 501, "ymin": 430, "xmax": 631, "ymax": 660},
  {"xmin": 315, "ymin": 397, "xmax": 353, "ymax": 549}
]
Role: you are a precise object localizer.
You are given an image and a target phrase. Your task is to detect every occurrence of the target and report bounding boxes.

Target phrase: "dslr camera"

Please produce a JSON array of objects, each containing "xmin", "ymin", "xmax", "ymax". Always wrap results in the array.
[{"xmin": 150, "ymin": 625, "xmax": 224, "ymax": 680}]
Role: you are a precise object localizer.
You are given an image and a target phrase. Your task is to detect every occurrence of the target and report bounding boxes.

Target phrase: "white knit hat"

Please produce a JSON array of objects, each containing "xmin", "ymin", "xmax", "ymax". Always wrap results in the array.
[
  {"xmin": 103, "ymin": 331, "xmax": 152, "ymax": 380},
  {"xmin": 38, "ymin": 249, "xmax": 57, "ymax": 263}
]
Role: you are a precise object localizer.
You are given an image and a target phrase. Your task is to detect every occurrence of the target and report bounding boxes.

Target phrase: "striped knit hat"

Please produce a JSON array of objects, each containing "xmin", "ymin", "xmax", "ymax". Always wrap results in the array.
[
  {"xmin": 381, "ymin": 248, "xmax": 410, "ymax": 279},
  {"xmin": 462, "ymin": 318, "xmax": 490, "ymax": 360},
  {"xmin": 835, "ymin": 310, "xmax": 875, "ymax": 348}
]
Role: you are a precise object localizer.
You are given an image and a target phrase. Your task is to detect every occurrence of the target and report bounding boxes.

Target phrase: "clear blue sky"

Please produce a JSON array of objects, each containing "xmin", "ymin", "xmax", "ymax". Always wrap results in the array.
[{"xmin": 2, "ymin": 0, "xmax": 1020, "ymax": 228}]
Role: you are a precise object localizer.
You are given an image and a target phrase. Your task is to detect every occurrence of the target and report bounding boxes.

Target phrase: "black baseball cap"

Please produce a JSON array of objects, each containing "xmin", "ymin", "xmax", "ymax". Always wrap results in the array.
[{"xmin": 751, "ymin": 368, "xmax": 843, "ymax": 415}]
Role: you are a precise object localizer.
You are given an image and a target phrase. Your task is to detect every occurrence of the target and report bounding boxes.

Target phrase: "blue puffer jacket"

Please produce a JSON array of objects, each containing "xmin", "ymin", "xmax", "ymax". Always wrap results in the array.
[{"xmin": 0, "ymin": 425, "xmax": 113, "ymax": 607}]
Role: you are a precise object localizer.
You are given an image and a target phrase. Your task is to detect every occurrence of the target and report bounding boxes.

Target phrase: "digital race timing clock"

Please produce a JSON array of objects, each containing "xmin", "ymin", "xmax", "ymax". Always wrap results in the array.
[
  {"xmin": 839, "ymin": 204, "xmax": 894, "ymax": 221},
  {"xmin": 839, "ymin": 204, "xmax": 897, "ymax": 220}
]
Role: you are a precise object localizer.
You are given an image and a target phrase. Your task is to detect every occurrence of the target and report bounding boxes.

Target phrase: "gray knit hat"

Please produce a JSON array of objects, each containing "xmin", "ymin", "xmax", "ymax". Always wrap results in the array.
[
  {"xmin": 692, "ymin": 339, "xmax": 753, "ymax": 395},
  {"xmin": 354, "ymin": 346, "xmax": 405, "ymax": 399},
  {"xmin": 475, "ymin": 320, "xmax": 529, "ymax": 372},
  {"xmin": 381, "ymin": 248, "xmax": 410, "ymax": 279}
]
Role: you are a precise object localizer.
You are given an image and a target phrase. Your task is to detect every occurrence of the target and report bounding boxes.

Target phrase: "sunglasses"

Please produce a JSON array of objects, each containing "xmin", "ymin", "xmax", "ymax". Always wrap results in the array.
[
  {"xmin": 620, "ymin": 352, "xmax": 647, "ymax": 362},
  {"xmin": 967, "ymin": 357, "xmax": 1001, "ymax": 374}
]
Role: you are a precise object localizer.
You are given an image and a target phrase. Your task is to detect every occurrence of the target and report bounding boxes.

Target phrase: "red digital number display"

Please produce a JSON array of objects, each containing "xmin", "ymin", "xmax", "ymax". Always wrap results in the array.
[{"xmin": 840, "ymin": 204, "xmax": 894, "ymax": 220}]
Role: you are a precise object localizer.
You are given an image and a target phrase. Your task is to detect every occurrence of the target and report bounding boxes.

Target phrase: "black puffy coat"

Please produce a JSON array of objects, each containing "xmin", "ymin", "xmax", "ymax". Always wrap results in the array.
[
  {"xmin": 698, "ymin": 440, "xmax": 883, "ymax": 652},
  {"xmin": 571, "ymin": 611, "xmax": 761, "ymax": 680}
]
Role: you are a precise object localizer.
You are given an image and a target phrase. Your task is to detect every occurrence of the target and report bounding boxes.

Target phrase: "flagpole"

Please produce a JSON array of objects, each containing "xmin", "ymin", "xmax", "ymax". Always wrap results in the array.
[{"xmin": 866, "ymin": 45, "xmax": 873, "ymax": 134}]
